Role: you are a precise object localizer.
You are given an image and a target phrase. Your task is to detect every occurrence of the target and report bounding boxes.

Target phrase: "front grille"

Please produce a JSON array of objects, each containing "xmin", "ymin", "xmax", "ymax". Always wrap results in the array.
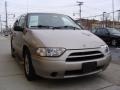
[{"xmin": 66, "ymin": 51, "xmax": 104, "ymax": 62}]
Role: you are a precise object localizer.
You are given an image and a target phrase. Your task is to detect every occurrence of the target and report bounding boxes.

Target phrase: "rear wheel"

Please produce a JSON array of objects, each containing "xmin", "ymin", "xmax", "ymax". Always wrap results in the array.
[{"xmin": 24, "ymin": 49, "xmax": 36, "ymax": 81}]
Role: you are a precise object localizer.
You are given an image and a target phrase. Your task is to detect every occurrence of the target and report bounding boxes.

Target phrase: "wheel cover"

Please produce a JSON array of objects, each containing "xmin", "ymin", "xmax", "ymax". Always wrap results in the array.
[{"xmin": 25, "ymin": 55, "xmax": 29, "ymax": 75}]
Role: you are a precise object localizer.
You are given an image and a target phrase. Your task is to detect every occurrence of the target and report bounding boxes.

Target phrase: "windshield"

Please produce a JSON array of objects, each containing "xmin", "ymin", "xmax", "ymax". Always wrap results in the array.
[
  {"xmin": 28, "ymin": 13, "xmax": 81, "ymax": 30},
  {"xmin": 108, "ymin": 28, "xmax": 120, "ymax": 34}
]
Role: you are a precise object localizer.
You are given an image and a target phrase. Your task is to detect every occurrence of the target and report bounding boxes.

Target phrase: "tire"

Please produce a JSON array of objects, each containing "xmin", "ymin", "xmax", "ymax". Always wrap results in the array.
[
  {"xmin": 24, "ymin": 49, "xmax": 36, "ymax": 81},
  {"xmin": 11, "ymin": 41, "xmax": 15, "ymax": 58},
  {"xmin": 111, "ymin": 39, "xmax": 117, "ymax": 46}
]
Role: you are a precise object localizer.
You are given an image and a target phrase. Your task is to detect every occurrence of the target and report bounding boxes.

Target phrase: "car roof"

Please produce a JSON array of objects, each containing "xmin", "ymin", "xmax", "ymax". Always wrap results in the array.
[{"xmin": 26, "ymin": 13, "xmax": 67, "ymax": 16}]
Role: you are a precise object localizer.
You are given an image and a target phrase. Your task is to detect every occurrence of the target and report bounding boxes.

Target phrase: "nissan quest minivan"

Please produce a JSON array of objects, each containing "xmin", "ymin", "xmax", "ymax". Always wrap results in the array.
[{"xmin": 11, "ymin": 13, "xmax": 111, "ymax": 81}]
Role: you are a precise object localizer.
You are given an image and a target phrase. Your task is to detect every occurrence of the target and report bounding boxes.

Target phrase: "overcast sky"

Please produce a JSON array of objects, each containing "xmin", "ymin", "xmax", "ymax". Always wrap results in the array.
[{"xmin": 0, "ymin": 0, "xmax": 120, "ymax": 26}]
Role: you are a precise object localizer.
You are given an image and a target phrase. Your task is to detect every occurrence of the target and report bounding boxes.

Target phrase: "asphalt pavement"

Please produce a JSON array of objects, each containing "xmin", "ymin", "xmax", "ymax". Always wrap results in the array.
[
  {"xmin": 0, "ymin": 35, "xmax": 120, "ymax": 90},
  {"xmin": 110, "ymin": 47, "xmax": 120, "ymax": 65}
]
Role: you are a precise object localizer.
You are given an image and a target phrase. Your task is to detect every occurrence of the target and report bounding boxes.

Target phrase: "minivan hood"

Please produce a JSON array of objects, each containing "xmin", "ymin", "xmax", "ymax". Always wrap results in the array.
[{"xmin": 29, "ymin": 29, "xmax": 106, "ymax": 49}]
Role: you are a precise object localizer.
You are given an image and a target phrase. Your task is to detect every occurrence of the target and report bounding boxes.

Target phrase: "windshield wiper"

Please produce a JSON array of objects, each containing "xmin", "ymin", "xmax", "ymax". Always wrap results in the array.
[
  {"xmin": 53, "ymin": 26, "xmax": 80, "ymax": 30},
  {"xmin": 30, "ymin": 25, "xmax": 80, "ymax": 30},
  {"xmin": 30, "ymin": 25, "xmax": 52, "ymax": 29}
]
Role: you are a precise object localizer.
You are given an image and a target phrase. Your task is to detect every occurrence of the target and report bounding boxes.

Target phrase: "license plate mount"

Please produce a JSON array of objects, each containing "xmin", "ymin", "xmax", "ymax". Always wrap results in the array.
[{"xmin": 82, "ymin": 62, "xmax": 97, "ymax": 73}]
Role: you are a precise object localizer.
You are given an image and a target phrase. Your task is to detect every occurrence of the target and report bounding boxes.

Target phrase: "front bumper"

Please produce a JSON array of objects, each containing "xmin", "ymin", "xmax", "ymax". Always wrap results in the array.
[{"xmin": 32, "ymin": 49, "xmax": 111, "ymax": 79}]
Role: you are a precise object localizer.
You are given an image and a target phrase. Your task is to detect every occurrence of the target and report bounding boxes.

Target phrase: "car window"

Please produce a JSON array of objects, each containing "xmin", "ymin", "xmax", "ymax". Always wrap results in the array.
[
  {"xmin": 108, "ymin": 28, "xmax": 120, "ymax": 34},
  {"xmin": 91, "ymin": 29, "xmax": 97, "ymax": 33},
  {"xmin": 102, "ymin": 29, "xmax": 109, "ymax": 35},
  {"xmin": 13, "ymin": 20, "xmax": 19, "ymax": 27},
  {"xmin": 28, "ymin": 13, "xmax": 81, "ymax": 30},
  {"xmin": 18, "ymin": 16, "xmax": 25, "ymax": 27},
  {"xmin": 13, "ymin": 20, "xmax": 19, "ymax": 31},
  {"xmin": 95, "ymin": 28, "xmax": 108, "ymax": 36},
  {"xmin": 95, "ymin": 29, "xmax": 102, "ymax": 35},
  {"xmin": 29, "ymin": 15, "xmax": 39, "ymax": 27}
]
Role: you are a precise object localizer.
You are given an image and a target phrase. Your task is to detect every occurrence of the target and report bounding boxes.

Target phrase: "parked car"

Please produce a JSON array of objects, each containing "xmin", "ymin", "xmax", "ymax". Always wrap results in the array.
[
  {"xmin": 4, "ymin": 32, "xmax": 9, "ymax": 36},
  {"xmin": 91, "ymin": 28, "xmax": 120, "ymax": 46},
  {"xmin": 4, "ymin": 33, "xmax": 8, "ymax": 36},
  {"xmin": 11, "ymin": 13, "xmax": 111, "ymax": 81}
]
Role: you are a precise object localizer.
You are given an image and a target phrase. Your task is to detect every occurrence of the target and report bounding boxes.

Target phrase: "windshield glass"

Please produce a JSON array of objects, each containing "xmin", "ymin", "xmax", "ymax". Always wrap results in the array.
[
  {"xmin": 28, "ymin": 13, "xmax": 81, "ymax": 30},
  {"xmin": 108, "ymin": 28, "xmax": 120, "ymax": 34}
]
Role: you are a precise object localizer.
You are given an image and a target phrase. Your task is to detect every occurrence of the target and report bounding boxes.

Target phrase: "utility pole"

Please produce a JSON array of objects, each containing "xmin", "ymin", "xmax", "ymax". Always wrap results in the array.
[
  {"xmin": 118, "ymin": 10, "xmax": 120, "ymax": 22},
  {"xmin": 112, "ymin": 0, "xmax": 115, "ymax": 28},
  {"xmin": 0, "ymin": 15, "xmax": 2, "ymax": 32},
  {"xmin": 77, "ymin": 1, "xmax": 84, "ymax": 20},
  {"xmin": 103, "ymin": 12, "xmax": 105, "ymax": 28},
  {"xmin": 103, "ymin": 12, "xmax": 108, "ymax": 27},
  {"xmin": 5, "ymin": 1, "xmax": 8, "ymax": 31}
]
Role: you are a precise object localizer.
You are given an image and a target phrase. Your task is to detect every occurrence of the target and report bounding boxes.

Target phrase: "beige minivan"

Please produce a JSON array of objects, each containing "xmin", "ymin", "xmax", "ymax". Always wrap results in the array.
[{"xmin": 11, "ymin": 13, "xmax": 111, "ymax": 81}]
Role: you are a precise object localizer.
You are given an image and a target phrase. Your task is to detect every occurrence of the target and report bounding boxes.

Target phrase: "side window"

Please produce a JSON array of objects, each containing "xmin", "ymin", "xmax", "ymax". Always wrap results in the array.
[
  {"xmin": 14, "ymin": 20, "xmax": 19, "ymax": 27},
  {"xmin": 13, "ymin": 20, "xmax": 19, "ymax": 31},
  {"xmin": 91, "ymin": 29, "xmax": 97, "ymax": 33},
  {"xmin": 103, "ymin": 29, "xmax": 109, "ymax": 35},
  {"xmin": 101, "ymin": 29, "xmax": 105, "ymax": 35},
  {"xmin": 96, "ymin": 29, "xmax": 102, "ymax": 35},
  {"xmin": 62, "ymin": 17, "xmax": 73, "ymax": 26},
  {"xmin": 18, "ymin": 16, "xmax": 25, "ymax": 27}
]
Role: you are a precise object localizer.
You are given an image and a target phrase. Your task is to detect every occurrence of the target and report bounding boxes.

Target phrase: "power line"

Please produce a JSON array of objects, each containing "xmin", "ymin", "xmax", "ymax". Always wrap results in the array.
[
  {"xmin": 83, "ymin": 10, "xmax": 119, "ymax": 19},
  {"xmin": 83, "ymin": 14, "xmax": 103, "ymax": 19}
]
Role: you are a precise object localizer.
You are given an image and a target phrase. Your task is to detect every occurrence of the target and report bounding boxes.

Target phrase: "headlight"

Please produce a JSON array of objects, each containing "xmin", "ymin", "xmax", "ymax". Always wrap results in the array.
[
  {"xmin": 36, "ymin": 47, "xmax": 66, "ymax": 57},
  {"xmin": 100, "ymin": 45, "xmax": 109, "ymax": 53}
]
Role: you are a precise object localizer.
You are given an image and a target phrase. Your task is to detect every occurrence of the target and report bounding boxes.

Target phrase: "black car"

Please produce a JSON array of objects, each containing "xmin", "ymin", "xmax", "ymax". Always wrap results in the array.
[{"xmin": 91, "ymin": 28, "xmax": 120, "ymax": 46}]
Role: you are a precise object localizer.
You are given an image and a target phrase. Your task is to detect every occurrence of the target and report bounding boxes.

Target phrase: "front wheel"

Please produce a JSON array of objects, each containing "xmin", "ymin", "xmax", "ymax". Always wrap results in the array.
[
  {"xmin": 24, "ymin": 49, "xmax": 36, "ymax": 81},
  {"xmin": 11, "ymin": 40, "xmax": 15, "ymax": 58}
]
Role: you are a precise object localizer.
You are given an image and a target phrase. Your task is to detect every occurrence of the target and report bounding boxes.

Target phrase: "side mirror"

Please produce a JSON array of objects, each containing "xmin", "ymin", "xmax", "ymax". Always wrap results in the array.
[{"xmin": 14, "ymin": 26, "xmax": 23, "ymax": 32}]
